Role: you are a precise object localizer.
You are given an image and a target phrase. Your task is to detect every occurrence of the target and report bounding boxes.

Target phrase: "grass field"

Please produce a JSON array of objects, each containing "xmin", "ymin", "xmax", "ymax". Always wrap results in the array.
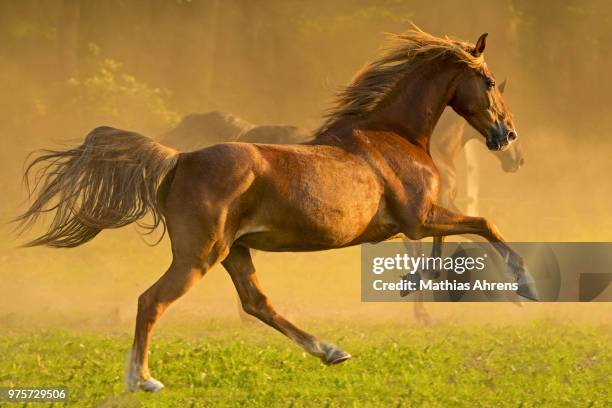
[{"xmin": 1, "ymin": 321, "xmax": 610, "ymax": 407}]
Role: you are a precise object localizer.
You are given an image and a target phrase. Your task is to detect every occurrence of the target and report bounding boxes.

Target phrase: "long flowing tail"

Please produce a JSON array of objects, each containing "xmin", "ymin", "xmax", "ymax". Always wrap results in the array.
[{"xmin": 15, "ymin": 126, "xmax": 179, "ymax": 248}]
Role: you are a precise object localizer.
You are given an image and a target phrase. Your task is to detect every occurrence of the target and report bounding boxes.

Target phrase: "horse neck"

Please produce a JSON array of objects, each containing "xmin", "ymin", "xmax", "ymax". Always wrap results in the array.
[{"xmin": 358, "ymin": 59, "xmax": 463, "ymax": 151}]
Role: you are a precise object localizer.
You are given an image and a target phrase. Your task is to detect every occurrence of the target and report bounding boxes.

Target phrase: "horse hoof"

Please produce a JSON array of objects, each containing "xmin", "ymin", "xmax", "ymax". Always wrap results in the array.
[
  {"xmin": 141, "ymin": 377, "xmax": 165, "ymax": 392},
  {"xmin": 517, "ymin": 283, "xmax": 539, "ymax": 301},
  {"xmin": 322, "ymin": 344, "xmax": 352, "ymax": 365},
  {"xmin": 515, "ymin": 268, "xmax": 539, "ymax": 301}
]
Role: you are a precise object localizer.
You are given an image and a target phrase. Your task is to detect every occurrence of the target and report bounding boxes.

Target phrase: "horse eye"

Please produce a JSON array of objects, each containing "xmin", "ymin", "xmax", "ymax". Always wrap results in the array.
[{"xmin": 487, "ymin": 79, "xmax": 496, "ymax": 90}]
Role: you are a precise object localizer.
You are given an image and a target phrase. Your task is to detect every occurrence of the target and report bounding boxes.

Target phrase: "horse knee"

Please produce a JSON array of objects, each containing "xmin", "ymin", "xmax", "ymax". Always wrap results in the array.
[{"xmin": 478, "ymin": 218, "xmax": 501, "ymax": 240}]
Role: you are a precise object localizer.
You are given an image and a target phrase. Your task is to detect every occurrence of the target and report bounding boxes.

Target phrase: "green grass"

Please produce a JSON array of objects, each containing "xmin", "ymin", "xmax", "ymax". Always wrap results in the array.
[{"xmin": 0, "ymin": 321, "xmax": 610, "ymax": 407}]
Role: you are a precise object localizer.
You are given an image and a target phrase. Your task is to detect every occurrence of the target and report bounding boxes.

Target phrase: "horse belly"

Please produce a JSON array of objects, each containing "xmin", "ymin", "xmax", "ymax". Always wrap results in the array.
[{"xmin": 235, "ymin": 173, "xmax": 387, "ymax": 251}]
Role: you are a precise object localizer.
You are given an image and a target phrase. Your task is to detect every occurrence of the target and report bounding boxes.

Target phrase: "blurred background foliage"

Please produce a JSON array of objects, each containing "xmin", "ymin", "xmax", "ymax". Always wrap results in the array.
[{"xmin": 1, "ymin": 0, "xmax": 611, "ymax": 137}]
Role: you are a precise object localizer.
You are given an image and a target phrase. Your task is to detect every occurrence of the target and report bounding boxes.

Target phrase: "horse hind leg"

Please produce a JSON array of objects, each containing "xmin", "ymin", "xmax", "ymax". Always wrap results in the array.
[
  {"xmin": 126, "ymin": 238, "xmax": 229, "ymax": 392},
  {"xmin": 236, "ymin": 292, "xmax": 257, "ymax": 323},
  {"xmin": 222, "ymin": 245, "xmax": 351, "ymax": 365}
]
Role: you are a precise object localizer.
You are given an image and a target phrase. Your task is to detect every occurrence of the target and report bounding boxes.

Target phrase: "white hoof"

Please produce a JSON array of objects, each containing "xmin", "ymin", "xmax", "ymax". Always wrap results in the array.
[{"xmin": 140, "ymin": 377, "xmax": 165, "ymax": 392}]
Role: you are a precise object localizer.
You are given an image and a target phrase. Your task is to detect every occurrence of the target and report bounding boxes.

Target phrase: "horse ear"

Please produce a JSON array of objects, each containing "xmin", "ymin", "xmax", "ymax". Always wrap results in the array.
[
  {"xmin": 472, "ymin": 33, "xmax": 488, "ymax": 57},
  {"xmin": 498, "ymin": 78, "xmax": 507, "ymax": 93}
]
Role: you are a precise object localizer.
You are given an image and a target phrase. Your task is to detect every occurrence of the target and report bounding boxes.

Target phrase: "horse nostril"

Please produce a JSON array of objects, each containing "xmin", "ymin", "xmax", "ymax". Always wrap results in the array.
[
  {"xmin": 507, "ymin": 131, "xmax": 518, "ymax": 142},
  {"xmin": 519, "ymin": 157, "xmax": 525, "ymax": 167}
]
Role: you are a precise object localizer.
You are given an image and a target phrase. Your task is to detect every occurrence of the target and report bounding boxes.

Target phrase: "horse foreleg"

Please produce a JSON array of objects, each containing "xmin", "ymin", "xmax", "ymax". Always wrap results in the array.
[
  {"xmin": 429, "ymin": 236, "xmax": 444, "ymax": 278},
  {"xmin": 412, "ymin": 236, "xmax": 442, "ymax": 324},
  {"xmin": 222, "ymin": 245, "xmax": 351, "ymax": 365},
  {"xmin": 401, "ymin": 236, "xmax": 443, "ymax": 294},
  {"xmin": 414, "ymin": 236, "xmax": 443, "ymax": 323},
  {"xmin": 414, "ymin": 204, "xmax": 538, "ymax": 300}
]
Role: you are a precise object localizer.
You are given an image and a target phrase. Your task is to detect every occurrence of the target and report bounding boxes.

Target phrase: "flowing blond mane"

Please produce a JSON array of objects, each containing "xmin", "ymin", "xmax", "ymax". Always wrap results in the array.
[{"xmin": 317, "ymin": 27, "xmax": 484, "ymax": 134}]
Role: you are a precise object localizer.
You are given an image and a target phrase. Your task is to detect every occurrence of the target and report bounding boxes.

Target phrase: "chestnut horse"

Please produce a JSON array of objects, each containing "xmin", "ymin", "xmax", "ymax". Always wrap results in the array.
[
  {"xmin": 16, "ymin": 28, "xmax": 537, "ymax": 392},
  {"xmin": 162, "ymin": 109, "xmax": 524, "ymax": 324}
]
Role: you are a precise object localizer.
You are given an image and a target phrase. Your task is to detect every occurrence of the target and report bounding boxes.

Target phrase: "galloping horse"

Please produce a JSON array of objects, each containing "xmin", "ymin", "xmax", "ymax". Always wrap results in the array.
[
  {"xmin": 162, "ymin": 109, "xmax": 524, "ymax": 324},
  {"xmin": 16, "ymin": 28, "xmax": 537, "ymax": 392}
]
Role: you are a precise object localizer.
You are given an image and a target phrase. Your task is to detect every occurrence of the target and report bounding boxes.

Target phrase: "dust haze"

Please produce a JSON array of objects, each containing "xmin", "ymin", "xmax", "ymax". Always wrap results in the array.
[{"xmin": 1, "ymin": 0, "xmax": 611, "ymax": 330}]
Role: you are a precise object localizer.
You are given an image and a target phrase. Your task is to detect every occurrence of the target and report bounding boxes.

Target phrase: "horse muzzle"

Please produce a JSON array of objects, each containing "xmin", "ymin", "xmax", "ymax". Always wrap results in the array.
[{"xmin": 487, "ymin": 128, "xmax": 518, "ymax": 151}]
